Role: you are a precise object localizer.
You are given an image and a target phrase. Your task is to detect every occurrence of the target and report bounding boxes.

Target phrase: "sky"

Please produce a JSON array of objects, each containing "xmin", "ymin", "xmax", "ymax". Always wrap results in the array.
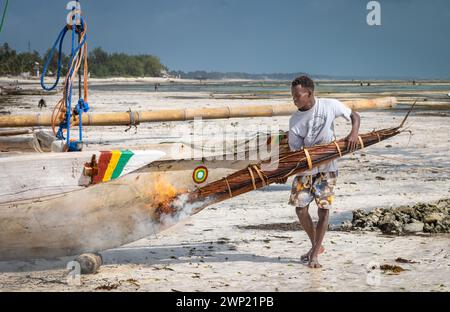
[{"xmin": 2, "ymin": 0, "xmax": 450, "ymax": 78}]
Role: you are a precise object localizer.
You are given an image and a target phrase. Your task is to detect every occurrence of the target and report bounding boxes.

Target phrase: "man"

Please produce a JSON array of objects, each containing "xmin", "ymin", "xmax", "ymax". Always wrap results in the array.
[
  {"xmin": 288, "ymin": 76, "xmax": 360, "ymax": 268},
  {"xmin": 38, "ymin": 98, "xmax": 47, "ymax": 109}
]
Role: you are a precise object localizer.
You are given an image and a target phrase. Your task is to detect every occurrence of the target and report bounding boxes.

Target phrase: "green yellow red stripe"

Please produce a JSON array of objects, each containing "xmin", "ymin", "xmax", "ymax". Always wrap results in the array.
[
  {"xmin": 102, "ymin": 150, "xmax": 121, "ymax": 182},
  {"xmin": 92, "ymin": 150, "xmax": 135, "ymax": 184},
  {"xmin": 111, "ymin": 150, "xmax": 134, "ymax": 179},
  {"xmin": 93, "ymin": 151, "xmax": 112, "ymax": 184}
]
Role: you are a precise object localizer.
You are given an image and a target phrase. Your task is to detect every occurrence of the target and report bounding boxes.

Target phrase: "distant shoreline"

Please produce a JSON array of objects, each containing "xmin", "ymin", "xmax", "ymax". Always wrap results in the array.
[{"xmin": 2, "ymin": 76, "xmax": 450, "ymax": 86}]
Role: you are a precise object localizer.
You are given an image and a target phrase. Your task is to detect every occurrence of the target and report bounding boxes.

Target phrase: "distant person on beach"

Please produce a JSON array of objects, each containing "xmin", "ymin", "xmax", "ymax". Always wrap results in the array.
[
  {"xmin": 287, "ymin": 75, "xmax": 360, "ymax": 268},
  {"xmin": 38, "ymin": 98, "xmax": 47, "ymax": 109}
]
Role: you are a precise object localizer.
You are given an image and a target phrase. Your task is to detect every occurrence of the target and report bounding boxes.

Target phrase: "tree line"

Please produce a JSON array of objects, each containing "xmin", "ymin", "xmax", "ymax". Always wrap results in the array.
[
  {"xmin": 0, "ymin": 43, "xmax": 167, "ymax": 77},
  {"xmin": 168, "ymin": 70, "xmax": 317, "ymax": 81}
]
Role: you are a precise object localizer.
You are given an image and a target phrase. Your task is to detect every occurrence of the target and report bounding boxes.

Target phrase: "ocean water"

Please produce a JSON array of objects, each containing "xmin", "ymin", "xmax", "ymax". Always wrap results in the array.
[
  {"xmin": 89, "ymin": 80, "xmax": 450, "ymax": 96},
  {"xmin": 1, "ymin": 80, "xmax": 449, "ymax": 111}
]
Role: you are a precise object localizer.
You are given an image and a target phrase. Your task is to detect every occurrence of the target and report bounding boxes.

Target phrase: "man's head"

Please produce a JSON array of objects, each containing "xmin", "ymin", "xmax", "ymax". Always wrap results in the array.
[{"xmin": 291, "ymin": 75, "xmax": 315, "ymax": 110}]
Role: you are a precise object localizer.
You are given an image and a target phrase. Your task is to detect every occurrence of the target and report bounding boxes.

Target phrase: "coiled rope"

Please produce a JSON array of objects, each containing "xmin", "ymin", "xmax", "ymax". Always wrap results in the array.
[{"xmin": 41, "ymin": 1, "xmax": 89, "ymax": 151}]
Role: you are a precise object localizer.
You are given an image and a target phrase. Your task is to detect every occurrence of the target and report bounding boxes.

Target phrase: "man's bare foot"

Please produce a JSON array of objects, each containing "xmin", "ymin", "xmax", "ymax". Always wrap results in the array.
[
  {"xmin": 300, "ymin": 251, "xmax": 310, "ymax": 263},
  {"xmin": 308, "ymin": 257, "xmax": 322, "ymax": 268},
  {"xmin": 301, "ymin": 245, "xmax": 325, "ymax": 263}
]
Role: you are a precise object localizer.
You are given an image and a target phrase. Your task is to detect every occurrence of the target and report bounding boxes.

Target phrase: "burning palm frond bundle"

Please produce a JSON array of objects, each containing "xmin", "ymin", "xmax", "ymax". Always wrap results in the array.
[{"xmin": 164, "ymin": 111, "xmax": 412, "ymax": 217}]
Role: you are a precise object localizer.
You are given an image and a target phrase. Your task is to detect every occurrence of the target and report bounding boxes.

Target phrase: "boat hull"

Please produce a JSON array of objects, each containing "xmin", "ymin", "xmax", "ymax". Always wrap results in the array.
[{"xmin": 0, "ymin": 157, "xmax": 254, "ymax": 260}]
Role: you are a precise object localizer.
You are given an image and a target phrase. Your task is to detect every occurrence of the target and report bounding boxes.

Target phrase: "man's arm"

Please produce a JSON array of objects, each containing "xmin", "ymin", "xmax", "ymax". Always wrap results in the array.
[
  {"xmin": 288, "ymin": 128, "xmax": 304, "ymax": 151},
  {"xmin": 345, "ymin": 111, "xmax": 360, "ymax": 152},
  {"xmin": 275, "ymin": 128, "xmax": 304, "ymax": 184}
]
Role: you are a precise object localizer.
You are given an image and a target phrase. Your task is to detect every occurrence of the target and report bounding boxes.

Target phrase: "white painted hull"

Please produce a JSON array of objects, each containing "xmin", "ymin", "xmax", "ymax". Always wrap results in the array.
[
  {"xmin": 0, "ymin": 155, "xmax": 258, "ymax": 260},
  {"xmin": 0, "ymin": 133, "xmax": 281, "ymax": 260}
]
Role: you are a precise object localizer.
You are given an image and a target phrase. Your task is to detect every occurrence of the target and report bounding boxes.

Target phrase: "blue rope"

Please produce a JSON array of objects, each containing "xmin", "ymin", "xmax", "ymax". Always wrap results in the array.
[
  {"xmin": 41, "ymin": 2, "xmax": 89, "ymax": 152},
  {"xmin": 40, "ymin": 26, "xmax": 68, "ymax": 91},
  {"xmin": 63, "ymin": 17, "xmax": 88, "ymax": 149},
  {"xmin": 64, "ymin": 20, "xmax": 77, "ymax": 147}
]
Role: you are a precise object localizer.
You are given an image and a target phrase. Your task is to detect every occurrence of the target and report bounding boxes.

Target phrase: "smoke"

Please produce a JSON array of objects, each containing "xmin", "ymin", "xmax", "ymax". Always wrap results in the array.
[{"xmin": 156, "ymin": 193, "xmax": 210, "ymax": 232}]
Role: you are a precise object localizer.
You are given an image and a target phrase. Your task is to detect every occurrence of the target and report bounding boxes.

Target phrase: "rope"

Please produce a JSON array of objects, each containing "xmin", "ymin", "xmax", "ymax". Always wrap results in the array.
[
  {"xmin": 83, "ymin": 42, "xmax": 88, "ymax": 102},
  {"xmin": 41, "ymin": 3, "xmax": 89, "ymax": 151},
  {"xmin": 303, "ymin": 148, "xmax": 313, "ymax": 169},
  {"xmin": 224, "ymin": 178, "xmax": 233, "ymax": 198},
  {"xmin": 247, "ymin": 167, "xmax": 257, "ymax": 190},
  {"xmin": 129, "ymin": 110, "xmax": 136, "ymax": 126},
  {"xmin": 276, "ymin": 148, "xmax": 315, "ymax": 179},
  {"xmin": 358, "ymin": 136, "xmax": 365, "ymax": 150},
  {"xmin": 252, "ymin": 165, "xmax": 268, "ymax": 186},
  {"xmin": 40, "ymin": 26, "xmax": 68, "ymax": 91},
  {"xmin": 333, "ymin": 141, "xmax": 342, "ymax": 157},
  {"xmin": 0, "ymin": 0, "xmax": 9, "ymax": 33}
]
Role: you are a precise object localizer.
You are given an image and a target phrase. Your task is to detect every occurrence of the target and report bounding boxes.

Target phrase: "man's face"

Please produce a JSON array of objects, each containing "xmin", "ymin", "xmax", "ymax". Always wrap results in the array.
[{"xmin": 291, "ymin": 85, "xmax": 313, "ymax": 110}]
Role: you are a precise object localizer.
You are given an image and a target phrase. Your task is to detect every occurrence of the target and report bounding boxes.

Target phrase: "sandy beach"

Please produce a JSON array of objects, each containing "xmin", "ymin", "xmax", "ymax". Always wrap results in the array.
[{"xmin": 0, "ymin": 78, "xmax": 449, "ymax": 291}]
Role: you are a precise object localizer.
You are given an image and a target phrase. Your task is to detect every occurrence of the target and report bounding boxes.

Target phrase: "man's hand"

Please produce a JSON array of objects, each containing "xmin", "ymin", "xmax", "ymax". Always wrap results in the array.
[
  {"xmin": 346, "ymin": 111, "xmax": 361, "ymax": 152},
  {"xmin": 345, "ymin": 132, "xmax": 359, "ymax": 152}
]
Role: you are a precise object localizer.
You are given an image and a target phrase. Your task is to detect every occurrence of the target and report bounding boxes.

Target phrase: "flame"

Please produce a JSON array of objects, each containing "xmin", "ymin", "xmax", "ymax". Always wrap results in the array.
[
  {"xmin": 153, "ymin": 175, "xmax": 177, "ymax": 203},
  {"xmin": 149, "ymin": 174, "xmax": 185, "ymax": 217}
]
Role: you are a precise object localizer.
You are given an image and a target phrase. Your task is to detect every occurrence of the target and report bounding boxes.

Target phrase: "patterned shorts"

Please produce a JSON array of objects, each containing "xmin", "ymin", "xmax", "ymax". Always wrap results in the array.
[{"xmin": 288, "ymin": 172, "xmax": 338, "ymax": 209}]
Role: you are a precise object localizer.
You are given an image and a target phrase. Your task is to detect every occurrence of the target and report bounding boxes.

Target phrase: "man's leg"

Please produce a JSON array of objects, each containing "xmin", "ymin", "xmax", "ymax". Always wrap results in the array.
[
  {"xmin": 296, "ymin": 206, "xmax": 325, "ymax": 263},
  {"xmin": 308, "ymin": 172, "xmax": 336, "ymax": 268},
  {"xmin": 295, "ymin": 205, "xmax": 315, "ymax": 243},
  {"xmin": 296, "ymin": 206, "xmax": 325, "ymax": 262},
  {"xmin": 309, "ymin": 207, "xmax": 329, "ymax": 268},
  {"xmin": 290, "ymin": 175, "xmax": 324, "ymax": 262}
]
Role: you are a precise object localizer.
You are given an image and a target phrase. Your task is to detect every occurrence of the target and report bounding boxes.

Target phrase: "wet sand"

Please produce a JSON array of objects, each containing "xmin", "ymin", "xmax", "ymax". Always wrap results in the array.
[{"xmin": 0, "ymin": 78, "xmax": 449, "ymax": 291}]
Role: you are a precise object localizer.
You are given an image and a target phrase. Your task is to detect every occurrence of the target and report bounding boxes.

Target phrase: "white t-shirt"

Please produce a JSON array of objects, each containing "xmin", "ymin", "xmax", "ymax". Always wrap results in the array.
[{"xmin": 288, "ymin": 97, "xmax": 352, "ymax": 175}]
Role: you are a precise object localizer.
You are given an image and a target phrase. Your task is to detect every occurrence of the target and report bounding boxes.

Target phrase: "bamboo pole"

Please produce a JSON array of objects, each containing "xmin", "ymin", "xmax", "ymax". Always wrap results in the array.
[
  {"xmin": 0, "ymin": 97, "xmax": 397, "ymax": 128},
  {"xmin": 0, "ymin": 129, "xmax": 32, "ymax": 136}
]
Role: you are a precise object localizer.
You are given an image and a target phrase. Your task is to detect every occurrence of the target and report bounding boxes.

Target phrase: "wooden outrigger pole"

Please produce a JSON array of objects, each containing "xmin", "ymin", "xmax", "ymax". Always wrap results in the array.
[{"xmin": 0, "ymin": 97, "xmax": 396, "ymax": 128}]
